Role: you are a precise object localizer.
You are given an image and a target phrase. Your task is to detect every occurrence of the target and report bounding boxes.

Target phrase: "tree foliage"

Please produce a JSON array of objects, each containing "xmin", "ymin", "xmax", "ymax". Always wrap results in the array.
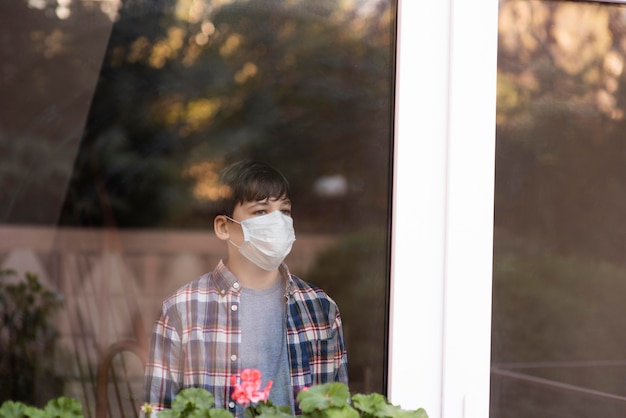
[
  {"xmin": 496, "ymin": 0, "xmax": 626, "ymax": 264},
  {"xmin": 306, "ymin": 230, "xmax": 388, "ymax": 394},
  {"xmin": 0, "ymin": 270, "xmax": 63, "ymax": 406},
  {"xmin": 44, "ymin": 0, "xmax": 396, "ymax": 232}
]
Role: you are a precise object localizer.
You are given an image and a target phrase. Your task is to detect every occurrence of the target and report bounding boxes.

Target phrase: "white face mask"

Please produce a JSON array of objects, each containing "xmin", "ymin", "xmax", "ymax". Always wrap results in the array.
[{"xmin": 227, "ymin": 210, "xmax": 296, "ymax": 271}]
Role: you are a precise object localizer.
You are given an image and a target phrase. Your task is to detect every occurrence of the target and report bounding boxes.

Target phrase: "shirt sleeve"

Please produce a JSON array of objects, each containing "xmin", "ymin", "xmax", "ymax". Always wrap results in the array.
[
  {"xmin": 333, "ymin": 307, "xmax": 350, "ymax": 385},
  {"xmin": 143, "ymin": 308, "xmax": 183, "ymax": 411}
]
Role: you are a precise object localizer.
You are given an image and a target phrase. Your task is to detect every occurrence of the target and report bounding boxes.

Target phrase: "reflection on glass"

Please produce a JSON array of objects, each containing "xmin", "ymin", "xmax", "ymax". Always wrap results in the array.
[
  {"xmin": 492, "ymin": 1, "xmax": 626, "ymax": 416},
  {"xmin": 0, "ymin": 0, "xmax": 396, "ymax": 415}
]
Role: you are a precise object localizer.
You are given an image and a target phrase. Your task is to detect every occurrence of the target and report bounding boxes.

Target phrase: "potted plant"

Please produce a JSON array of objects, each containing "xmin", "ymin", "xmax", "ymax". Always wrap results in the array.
[
  {"xmin": 0, "ymin": 269, "xmax": 64, "ymax": 406},
  {"xmin": 0, "ymin": 397, "xmax": 83, "ymax": 418},
  {"xmin": 142, "ymin": 369, "xmax": 428, "ymax": 418}
]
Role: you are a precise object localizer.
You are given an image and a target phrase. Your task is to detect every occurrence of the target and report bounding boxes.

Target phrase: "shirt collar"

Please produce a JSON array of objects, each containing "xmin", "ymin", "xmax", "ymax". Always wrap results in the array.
[
  {"xmin": 212, "ymin": 260, "xmax": 238, "ymax": 295},
  {"xmin": 212, "ymin": 260, "xmax": 295, "ymax": 296},
  {"xmin": 281, "ymin": 263, "xmax": 296, "ymax": 298}
]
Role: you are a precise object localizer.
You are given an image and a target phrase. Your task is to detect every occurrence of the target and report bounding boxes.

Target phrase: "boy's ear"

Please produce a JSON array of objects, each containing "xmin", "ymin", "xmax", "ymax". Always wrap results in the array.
[{"xmin": 213, "ymin": 215, "xmax": 230, "ymax": 241}]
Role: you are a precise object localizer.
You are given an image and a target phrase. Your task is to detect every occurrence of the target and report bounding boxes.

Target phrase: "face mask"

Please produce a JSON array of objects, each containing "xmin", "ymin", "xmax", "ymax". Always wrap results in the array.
[{"xmin": 227, "ymin": 210, "xmax": 296, "ymax": 271}]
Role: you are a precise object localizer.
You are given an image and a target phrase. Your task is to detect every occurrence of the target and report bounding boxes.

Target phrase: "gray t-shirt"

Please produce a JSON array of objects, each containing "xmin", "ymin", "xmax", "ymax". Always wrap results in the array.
[{"xmin": 240, "ymin": 279, "xmax": 292, "ymax": 412}]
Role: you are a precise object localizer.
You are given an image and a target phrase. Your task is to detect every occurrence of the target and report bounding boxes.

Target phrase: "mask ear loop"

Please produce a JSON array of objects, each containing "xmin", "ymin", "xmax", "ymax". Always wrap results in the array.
[{"xmin": 223, "ymin": 215, "xmax": 242, "ymax": 248}]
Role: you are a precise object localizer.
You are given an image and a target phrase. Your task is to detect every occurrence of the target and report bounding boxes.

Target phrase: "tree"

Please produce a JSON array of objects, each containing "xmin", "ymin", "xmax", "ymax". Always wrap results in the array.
[{"xmin": 57, "ymin": 0, "xmax": 396, "ymax": 232}]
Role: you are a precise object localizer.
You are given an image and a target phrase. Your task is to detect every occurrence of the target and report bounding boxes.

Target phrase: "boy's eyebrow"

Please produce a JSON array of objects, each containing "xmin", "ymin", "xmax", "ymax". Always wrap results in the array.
[{"xmin": 247, "ymin": 198, "xmax": 291, "ymax": 207}]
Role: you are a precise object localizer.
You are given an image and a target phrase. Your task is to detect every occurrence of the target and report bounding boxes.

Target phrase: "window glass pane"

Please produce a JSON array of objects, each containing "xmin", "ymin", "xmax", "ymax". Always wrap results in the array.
[
  {"xmin": 0, "ymin": 0, "xmax": 396, "ymax": 413},
  {"xmin": 492, "ymin": 1, "xmax": 626, "ymax": 416}
]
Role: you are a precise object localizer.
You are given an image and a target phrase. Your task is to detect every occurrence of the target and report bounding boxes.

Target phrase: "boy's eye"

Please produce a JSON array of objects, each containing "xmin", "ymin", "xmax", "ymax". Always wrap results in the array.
[
  {"xmin": 253, "ymin": 210, "xmax": 267, "ymax": 215},
  {"xmin": 281, "ymin": 209, "xmax": 292, "ymax": 216}
]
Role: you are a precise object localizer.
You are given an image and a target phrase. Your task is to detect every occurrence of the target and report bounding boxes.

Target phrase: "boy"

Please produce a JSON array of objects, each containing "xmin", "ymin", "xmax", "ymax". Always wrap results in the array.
[{"xmin": 143, "ymin": 161, "xmax": 348, "ymax": 416}]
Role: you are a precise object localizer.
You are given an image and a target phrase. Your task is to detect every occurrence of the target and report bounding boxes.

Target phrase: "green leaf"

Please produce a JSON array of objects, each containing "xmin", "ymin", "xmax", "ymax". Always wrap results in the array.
[
  {"xmin": 21, "ymin": 407, "xmax": 44, "ymax": 418},
  {"xmin": 353, "ymin": 393, "xmax": 402, "ymax": 418},
  {"xmin": 157, "ymin": 409, "xmax": 175, "ymax": 418},
  {"xmin": 186, "ymin": 410, "xmax": 211, "ymax": 418},
  {"xmin": 321, "ymin": 405, "xmax": 359, "ymax": 418},
  {"xmin": 256, "ymin": 410, "xmax": 292, "ymax": 418},
  {"xmin": 0, "ymin": 401, "xmax": 27, "ymax": 418},
  {"xmin": 394, "ymin": 409, "xmax": 428, "ymax": 418},
  {"xmin": 43, "ymin": 397, "xmax": 83, "ymax": 418},
  {"xmin": 254, "ymin": 402, "xmax": 293, "ymax": 418},
  {"xmin": 297, "ymin": 383, "xmax": 350, "ymax": 413},
  {"xmin": 352, "ymin": 394, "xmax": 428, "ymax": 418},
  {"xmin": 249, "ymin": 401, "xmax": 275, "ymax": 415},
  {"xmin": 352, "ymin": 393, "xmax": 388, "ymax": 417},
  {"xmin": 207, "ymin": 409, "xmax": 235, "ymax": 418},
  {"xmin": 171, "ymin": 388, "xmax": 216, "ymax": 417}
]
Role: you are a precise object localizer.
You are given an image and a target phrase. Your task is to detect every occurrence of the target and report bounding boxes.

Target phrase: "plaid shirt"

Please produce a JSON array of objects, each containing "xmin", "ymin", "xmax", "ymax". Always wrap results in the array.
[{"xmin": 143, "ymin": 260, "xmax": 348, "ymax": 415}]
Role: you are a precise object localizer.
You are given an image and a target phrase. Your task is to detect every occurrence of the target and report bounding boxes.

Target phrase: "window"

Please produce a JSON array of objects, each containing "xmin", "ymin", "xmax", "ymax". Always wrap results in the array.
[
  {"xmin": 492, "ymin": 1, "xmax": 626, "ymax": 415},
  {"xmin": 0, "ymin": 0, "xmax": 396, "ymax": 413}
]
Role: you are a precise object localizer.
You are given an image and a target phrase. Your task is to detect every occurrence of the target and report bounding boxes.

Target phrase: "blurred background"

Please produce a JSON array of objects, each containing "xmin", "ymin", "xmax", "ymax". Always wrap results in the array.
[
  {"xmin": 0, "ymin": 0, "xmax": 396, "ymax": 416},
  {"xmin": 492, "ymin": 0, "xmax": 626, "ymax": 416}
]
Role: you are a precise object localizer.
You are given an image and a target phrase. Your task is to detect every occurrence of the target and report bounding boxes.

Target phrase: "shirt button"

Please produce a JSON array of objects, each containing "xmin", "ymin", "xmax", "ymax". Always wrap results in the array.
[
  {"xmin": 228, "ymin": 401, "xmax": 235, "ymax": 409},
  {"xmin": 233, "ymin": 282, "xmax": 240, "ymax": 289},
  {"xmin": 230, "ymin": 354, "xmax": 237, "ymax": 361},
  {"xmin": 231, "ymin": 304, "xmax": 238, "ymax": 311}
]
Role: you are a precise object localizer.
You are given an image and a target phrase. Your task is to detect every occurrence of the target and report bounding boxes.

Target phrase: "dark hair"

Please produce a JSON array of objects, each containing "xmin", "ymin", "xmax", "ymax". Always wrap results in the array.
[{"xmin": 216, "ymin": 160, "xmax": 291, "ymax": 217}]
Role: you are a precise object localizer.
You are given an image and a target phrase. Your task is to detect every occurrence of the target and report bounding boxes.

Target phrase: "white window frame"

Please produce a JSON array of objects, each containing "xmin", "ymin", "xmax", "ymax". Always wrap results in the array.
[{"xmin": 388, "ymin": 1, "xmax": 499, "ymax": 417}]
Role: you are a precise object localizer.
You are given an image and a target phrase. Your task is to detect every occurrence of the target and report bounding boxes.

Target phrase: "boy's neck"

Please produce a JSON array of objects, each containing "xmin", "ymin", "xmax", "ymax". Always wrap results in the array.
[{"xmin": 226, "ymin": 257, "xmax": 282, "ymax": 290}]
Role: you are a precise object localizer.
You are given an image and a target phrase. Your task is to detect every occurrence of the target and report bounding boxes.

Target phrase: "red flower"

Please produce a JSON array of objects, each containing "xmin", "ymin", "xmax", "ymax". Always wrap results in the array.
[{"xmin": 231, "ymin": 368, "xmax": 273, "ymax": 407}]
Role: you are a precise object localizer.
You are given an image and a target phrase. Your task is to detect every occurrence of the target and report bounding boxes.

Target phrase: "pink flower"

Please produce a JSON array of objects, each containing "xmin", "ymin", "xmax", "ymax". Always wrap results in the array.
[
  {"xmin": 240, "ymin": 369, "xmax": 262, "ymax": 382},
  {"xmin": 231, "ymin": 368, "xmax": 273, "ymax": 407}
]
